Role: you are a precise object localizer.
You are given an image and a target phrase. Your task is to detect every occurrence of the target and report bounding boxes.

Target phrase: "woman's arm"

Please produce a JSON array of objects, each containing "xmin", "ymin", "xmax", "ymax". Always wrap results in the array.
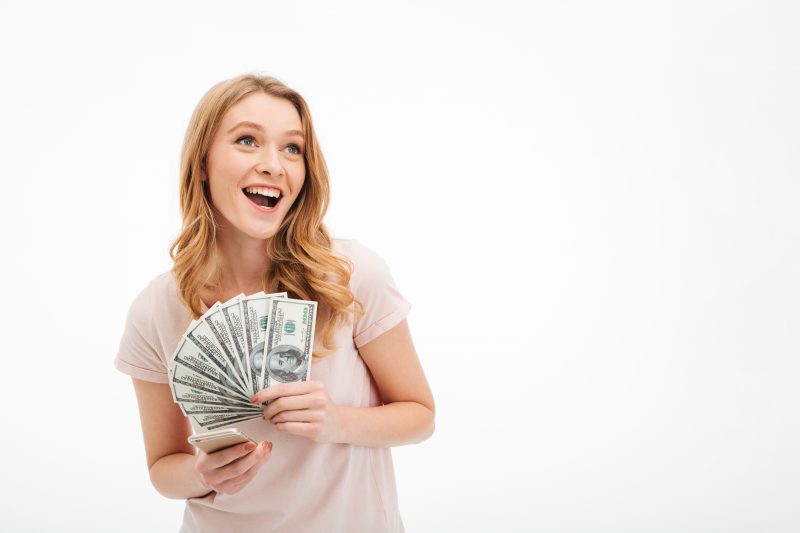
[
  {"xmin": 131, "ymin": 379, "xmax": 211, "ymax": 499},
  {"xmin": 256, "ymin": 319, "xmax": 435, "ymax": 447},
  {"xmin": 340, "ymin": 318, "xmax": 435, "ymax": 446},
  {"xmin": 132, "ymin": 379, "xmax": 273, "ymax": 498}
]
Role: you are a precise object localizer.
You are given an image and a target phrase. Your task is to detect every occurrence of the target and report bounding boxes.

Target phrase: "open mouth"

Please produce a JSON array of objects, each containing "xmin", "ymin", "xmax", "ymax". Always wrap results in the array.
[{"xmin": 242, "ymin": 186, "xmax": 282, "ymax": 209}]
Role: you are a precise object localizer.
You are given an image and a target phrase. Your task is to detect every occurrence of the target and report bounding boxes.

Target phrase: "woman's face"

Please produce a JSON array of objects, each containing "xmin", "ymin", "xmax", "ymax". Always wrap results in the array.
[{"xmin": 205, "ymin": 92, "xmax": 306, "ymax": 242}]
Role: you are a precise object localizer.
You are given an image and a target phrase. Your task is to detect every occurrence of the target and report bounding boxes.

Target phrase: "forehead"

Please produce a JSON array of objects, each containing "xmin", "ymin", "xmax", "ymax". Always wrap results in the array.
[{"xmin": 221, "ymin": 91, "xmax": 302, "ymax": 133}]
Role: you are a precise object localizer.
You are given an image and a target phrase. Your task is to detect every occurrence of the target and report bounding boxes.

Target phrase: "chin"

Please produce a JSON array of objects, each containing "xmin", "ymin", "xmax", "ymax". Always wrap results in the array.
[{"xmin": 249, "ymin": 227, "xmax": 280, "ymax": 241}]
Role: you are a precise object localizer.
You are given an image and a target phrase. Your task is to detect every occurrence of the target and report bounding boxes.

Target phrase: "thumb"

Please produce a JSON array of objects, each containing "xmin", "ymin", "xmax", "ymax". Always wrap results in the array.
[{"xmin": 260, "ymin": 440, "xmax": 274, "ymax": 460}]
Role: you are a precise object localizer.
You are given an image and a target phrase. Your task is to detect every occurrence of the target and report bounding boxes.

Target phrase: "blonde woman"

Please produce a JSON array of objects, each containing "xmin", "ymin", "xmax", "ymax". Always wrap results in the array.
[{"xmin": 115, "ymin": 73, "xmax": 435, "ymax": 532}]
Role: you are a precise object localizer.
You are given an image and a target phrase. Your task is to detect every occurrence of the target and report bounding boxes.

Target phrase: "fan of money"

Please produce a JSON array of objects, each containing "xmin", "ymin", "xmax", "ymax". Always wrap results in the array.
[{"xmin": 168, "ymin": 292, "xmax": 318, "ymax": 431}]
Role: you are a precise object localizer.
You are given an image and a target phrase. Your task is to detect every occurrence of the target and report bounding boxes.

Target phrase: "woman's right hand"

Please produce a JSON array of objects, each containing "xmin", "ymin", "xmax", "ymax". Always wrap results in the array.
[{"xmin": 194, "ymin": 440, "xmax": 273, "ymax": 495}]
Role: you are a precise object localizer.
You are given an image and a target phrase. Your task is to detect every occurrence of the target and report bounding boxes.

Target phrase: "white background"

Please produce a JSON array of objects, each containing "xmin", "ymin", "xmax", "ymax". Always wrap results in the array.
[{"xmin": 1, "ymin": 1, "xmax": 798, "ymax": 531}]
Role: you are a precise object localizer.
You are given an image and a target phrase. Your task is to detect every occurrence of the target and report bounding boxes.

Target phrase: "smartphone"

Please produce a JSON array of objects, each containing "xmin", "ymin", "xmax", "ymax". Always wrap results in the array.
[{"xmin": 188, "ymin": 428, "xmax": 256, "ymax": 454}]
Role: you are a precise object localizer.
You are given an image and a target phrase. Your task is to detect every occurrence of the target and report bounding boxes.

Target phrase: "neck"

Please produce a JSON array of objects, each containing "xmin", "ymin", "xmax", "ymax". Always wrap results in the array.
[{"xmin": 209, "ymin": 227, "xmax": 272, "ymax": 302}]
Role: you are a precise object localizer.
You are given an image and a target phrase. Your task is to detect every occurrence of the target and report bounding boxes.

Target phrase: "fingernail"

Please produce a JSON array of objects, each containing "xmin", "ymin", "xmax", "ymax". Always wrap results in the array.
[
  {"xmin": 244, "ymin": 442, "xmax": 256, "ymax": 452},
  {"xmin": 266, "ymin": 441, "xmax": 273, "ymax": 452},
  {"xmin": 249, "ymin": 395, "xmax": 259, "ymax": 403}
]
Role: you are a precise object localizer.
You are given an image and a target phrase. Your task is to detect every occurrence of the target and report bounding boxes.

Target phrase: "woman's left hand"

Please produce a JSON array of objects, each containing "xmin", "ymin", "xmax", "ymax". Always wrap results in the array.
[{"xmin": 251, "ymin": 381, "xmax": 344, "ymax": 444}]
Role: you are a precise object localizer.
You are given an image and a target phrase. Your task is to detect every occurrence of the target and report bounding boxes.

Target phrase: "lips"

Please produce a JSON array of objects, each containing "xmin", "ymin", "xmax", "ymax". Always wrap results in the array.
[{"xmin": 242, "ymin": 189, "xmax": 281, "ymax": 209}]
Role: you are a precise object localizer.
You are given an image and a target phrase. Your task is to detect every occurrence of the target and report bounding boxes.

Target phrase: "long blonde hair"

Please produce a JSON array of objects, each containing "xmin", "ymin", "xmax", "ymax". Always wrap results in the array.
[{"xmin": 170, "ymin": 73, "xmax": 363, "ymax": 357}]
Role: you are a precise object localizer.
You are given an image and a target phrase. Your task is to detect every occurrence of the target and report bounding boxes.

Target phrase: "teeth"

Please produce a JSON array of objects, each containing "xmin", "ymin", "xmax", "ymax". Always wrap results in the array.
[{"xmin": 245, "ymin": 186, "xmax": 281, "ymax": 198}]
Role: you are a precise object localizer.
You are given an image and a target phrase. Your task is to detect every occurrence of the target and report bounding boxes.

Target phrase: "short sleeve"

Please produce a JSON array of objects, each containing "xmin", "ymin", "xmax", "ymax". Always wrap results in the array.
[
  {"xmin": 114, "ymin": 284, "xmax": 169, "ymax": 383},
  {"xmin": 347, "ymin": 241, "xmax": 412, "ymax": 348}
]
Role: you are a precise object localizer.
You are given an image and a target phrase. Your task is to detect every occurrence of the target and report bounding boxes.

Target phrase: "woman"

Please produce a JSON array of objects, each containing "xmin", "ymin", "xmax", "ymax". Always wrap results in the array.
[{"xmin": 114, "ymin": 73, "xmax": 435, "ymax": 532}]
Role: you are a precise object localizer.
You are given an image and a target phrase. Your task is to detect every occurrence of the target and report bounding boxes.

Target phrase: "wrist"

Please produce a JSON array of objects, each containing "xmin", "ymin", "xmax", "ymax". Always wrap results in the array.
[{"xmin": 334, "ymin": 405, "xmax": 353, "ymax": 444}]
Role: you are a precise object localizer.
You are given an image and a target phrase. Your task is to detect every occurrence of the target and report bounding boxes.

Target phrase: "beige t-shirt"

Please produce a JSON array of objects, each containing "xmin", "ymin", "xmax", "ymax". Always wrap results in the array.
[{"xmin": 115, "ymin": 239, "xmax": 411, "ymax": 533}]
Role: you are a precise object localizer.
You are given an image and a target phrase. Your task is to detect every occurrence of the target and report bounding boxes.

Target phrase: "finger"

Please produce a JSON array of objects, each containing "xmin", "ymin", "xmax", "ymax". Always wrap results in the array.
[
  {"xmin": 262, "ymin": 394, "xmax": 315, "ymax": 419},
  {"xmin": 201, "ymin": 441, "xmax": 257, "ymax": 470},
  {"xmin": 270, "ymin": 408, "xmax": 319, "ymax": 424},
  {"xmin": 274, "ymin": 421, "xmax": 318, "ymax": 439},
  {"xmin": 251, "ymin": 380, "xmax": 323, "ymax": 404},
  {"xmin": 213, "ymin": 441, "xmax": 271, "ymax": 483},
  {"xmin": 251, "ymin": 439, "xmax": 273, "ymax": 462},
  {"xmin": 214, "ymin": 441, "xmax": 273, "ymax": 493},
  {"xmin": 214, "ymin": 455, "xmax": 261, "ymax": 494}
]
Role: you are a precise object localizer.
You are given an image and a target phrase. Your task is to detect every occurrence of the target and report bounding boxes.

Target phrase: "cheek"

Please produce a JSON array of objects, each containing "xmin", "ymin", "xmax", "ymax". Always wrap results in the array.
[
  {"xmin": 206, "ymin": 180, "xmax": 240, "ymax": 217},
  {"xmin": 207, "ymin": 147, "xmax": 249, "ymax": 188},
  {"xmin": 207, "ymin": 179, "xmax": 228, "ymax": 206},
  {"xmin": 290, "ymin": 172, "xmax": 307, "ymax": 198},
  {"xmin": 291, "ymin": 161, "xmax": 307, "ymax": 187}
]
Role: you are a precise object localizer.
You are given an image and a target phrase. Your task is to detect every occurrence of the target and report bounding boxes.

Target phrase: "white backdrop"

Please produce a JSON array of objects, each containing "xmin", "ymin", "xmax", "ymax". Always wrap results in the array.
[{"xmin": 1, "ymin": 1, "xmax": 798, "ymax": 531}]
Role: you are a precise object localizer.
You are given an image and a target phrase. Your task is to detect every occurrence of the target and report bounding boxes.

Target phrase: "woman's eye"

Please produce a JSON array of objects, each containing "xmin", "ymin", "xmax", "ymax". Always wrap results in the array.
[
  {"xmin": 236, "ymin": 135, "xmax": 256, "ymax": 147},
  {"xmin": 286, "ymin": 144, "xmax": 302, "ymax": 155}
]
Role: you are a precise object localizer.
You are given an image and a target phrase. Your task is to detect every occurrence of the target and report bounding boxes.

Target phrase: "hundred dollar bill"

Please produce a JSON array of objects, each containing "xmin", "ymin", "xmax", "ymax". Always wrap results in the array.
[
  {"xmin": 259, "ymin": 297, "xmax": 317, "ymax": 391},
  {"xmin": 192, "ymin": 411, "xmax": 264, "ymax": 429},
  {"xmin": 170, "ymin": 337, "xmax": 246, "ymax": 397},
  {"xmin": 204, "ymin": 414, "xmax": 263, "ymax": 431},
  {"xmin": 169, "ymin": 318, "xmax": 200, "ymax": 373},
  {"xmin": 169, "ymin": 363, "xmax": 250, "ymax": 403},
  {"xmin": 218, "ymin": 294, "xmax": 252, "ymax": 395},
  {"xmin": 242, "ymin": 292, "xmax": 287, "ymax": 394},
  {"xmin": 185, "ymin": 311, "xmax": 250, "ymax": 394},
  {"xmin": 203, "ymin": 303, "xmax": 251, "ymax": 393},
  {"xmin": 180, "ymin": 401, "xmax": 261, "ymax": 416},
  {"xmin": 171, "ymin": 381, "xmax": 256, "ymax": 410}
]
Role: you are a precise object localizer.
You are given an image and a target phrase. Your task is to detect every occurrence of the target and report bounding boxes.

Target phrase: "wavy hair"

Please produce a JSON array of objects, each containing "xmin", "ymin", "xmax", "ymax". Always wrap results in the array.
[{"xmin": 170, "ymin": 73, "xmax": 363, "ymax": 357}]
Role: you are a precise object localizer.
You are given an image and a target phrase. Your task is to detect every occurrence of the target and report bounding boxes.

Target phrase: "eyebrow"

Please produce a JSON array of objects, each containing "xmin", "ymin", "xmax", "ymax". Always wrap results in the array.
[{"xmin": 227, "ymin": 121, "xmax": 303, "ymax": 138}]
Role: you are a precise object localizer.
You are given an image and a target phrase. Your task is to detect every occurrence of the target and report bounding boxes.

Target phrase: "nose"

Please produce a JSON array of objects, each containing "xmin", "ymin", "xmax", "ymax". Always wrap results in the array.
[{"xmin": 255, "ymin": 145, "xmax": 284, "ymax": 177}]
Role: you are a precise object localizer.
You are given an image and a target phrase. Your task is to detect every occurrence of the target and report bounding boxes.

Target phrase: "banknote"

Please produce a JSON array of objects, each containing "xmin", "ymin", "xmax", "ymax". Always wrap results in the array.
[
  {"xmin": 193, "ymin": 411, "xmax": 264, "ymax": 429},
  {"xmin": 205, "ymin": 414, "xmax": 263, "ymax": 431},
  {"xmin": 258, "ymin": 297, "xmax": 317, "ymax": 391},
  {"xmin": 180, "ymin": 401, "xmax": 261, "ymax": 416},
  {"xmin": 171, "ymin": 381, "xmax": 256, "ymax": 409},
  {"xmin": 218, "ymin": 295, "xmax": 251, "ymax": 393},
  {"xmin": 242, "ymin": 292, "xmax": 287, "ymax": 394},
  {"xmin": 171, "ymin": 337, "xmax": 246, "ymax": 397},
  {"xmin": 184, "ymin": 317, "xmax": 249, "ymax": 395},
  {"xmin": 169, "ymin": 363, "xmax": 250, "ymax": 403},
  {"xmin": 202, "ymin": 303, "xmax": 251, "ymax": 394},
  {"xmin": 168, "ymin": 291, "xmax": 316, "ymax": 431}
]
